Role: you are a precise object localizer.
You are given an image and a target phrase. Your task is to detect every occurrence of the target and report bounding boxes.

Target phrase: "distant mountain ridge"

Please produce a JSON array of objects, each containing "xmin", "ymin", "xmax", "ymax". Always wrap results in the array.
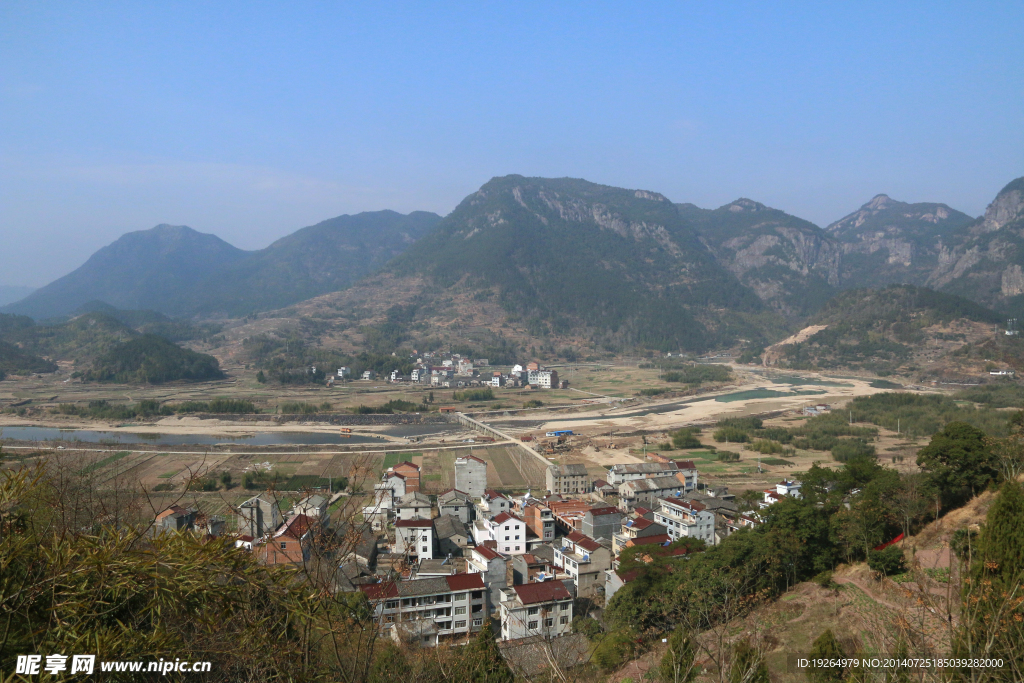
[{"xmin": 3, "ymin": 210, "xmax": 441, "ymax": 319}]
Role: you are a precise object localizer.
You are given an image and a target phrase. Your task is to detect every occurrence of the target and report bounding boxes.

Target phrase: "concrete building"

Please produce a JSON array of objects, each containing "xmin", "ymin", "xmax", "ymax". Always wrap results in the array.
[
  {"xmin": 467, "ymin": 544, "xmax": 508, "ymax": 612},
  {"xmin": 362, "ymin": 472, "xmax": 407, "ymax": 530},
  {"xmin": 473, "ymin": 512, "xmax": 527, "ymax": 555},
  {"xmin": 480, "ymin": 489, "xmax": 511, "ymax": 517},
  {"xmin": 582, "ymin": 505, "xmax": 622, "ymax": 542},
  {"xmin": 394, "ymin": 519, "xmax": 435, "ymax": 561},
  {"xmin": 499, "ymin": 581, "xmax": 573, "ymax": 641},
  {"xmin": 454, "ymin": 455, "xmax": 488, "ymax": 499},
  {"xmin": 606, "ymin": 461, "xmax": 698, "ymax": 487},
  {"xmin": 258, "ymin": 514, "xmax": 316, "ymax": 565},
  {"xmin": 237, "ymin": 494, "xmax": 282, "ymax": 539},
  {"xmin": 154, "ymin": 505, "xmax": 196, "ymax": 533},
  {"xmin": 527, "ymin": 370, "xmax": 560, "ymax": 389},
  {"xmin": 292, "ymin": 494, "xmax": 329, "ymax": 522},
  {"xmin": 546, "ymin": 464, "xmax": 590, "ymax": 495},
  {"xmin": 523, "ymin": 503, "xmax": 556, "ymax": 543},
  {"xmin": 553, "ymin": 531, "xmax": 612, "ymax": 598},
  {"xmin": 655, "ymin": 497, "xmax": 716, "ymax": 545},
  {"xmin": 612, "ymin": 516, "xmax": 668, "ymax": 555},
  {"xmin": 759, "ymin": 480, "xmax": 802, "ymax": 509},
  {"xmin": 396, "ymin": 492, "xmax": 432, "ymax": 521},
  {"xmin": 360, "ymin": 573, "xmax": 487, "ymax": 647},
  {"xmin": 390, "ymin": 461, "xmax": 421, "ymax": 493},
  {"xmin": 617, "ymin": 475, "xmax": 688, "ymax": 510},
  {"xmin": 438, "ymin": 489, "xmax": 474, "ymax": 524},
  {"xmin": 511, "ymin": 545, "xmax": 556, "ymax": 585},
  {"xmin": 434, "ymin": 514, "xmax": 471, "ymax": 557}
]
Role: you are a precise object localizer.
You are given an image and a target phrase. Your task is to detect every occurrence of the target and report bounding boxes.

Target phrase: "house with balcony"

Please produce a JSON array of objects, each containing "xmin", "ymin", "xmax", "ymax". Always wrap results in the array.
[
  {"xmin": 472, "ymin": 512, "xmax": 527, "ymax": 555},
  {"xmin": 466, "ymin": 544, "xmax": 508, "ymax": 612},
  {"xmin": 611, "ymin": 516, "xmax": 668, "ymax": 555},
  {"xmin": 499, "ymin": 581, "xmax": 573, "ymax": 641},
  {"xmin": 479, "ymin": 489, "xmax": 511, "ymax": 517},
  {"xmin": 553, "ymin": 531, "xmax": 612, "ymax": 598},
  {"xmin": 511, "ymin": 546, "xmax": 557, "ymax": 585},
  {"xmin": 359, "ymin": 573, "xmax": 488, "ymax": 647},
  {"xmin": 617, "ymin": 475, "xmax": 688, "ymax": 510},
  {"xmin": 545, "ymin": 463, "xmax": 589, "ymax": 495},
  {"xmin": 606, "ymin": 461, "xmax": 687, "ymax": 486},
  {"xmin": 523, "ymin": 503, "xmax": 556, "ymax": 543},
  {"xmin": 654, "ymin": 497, "xmax": 716, "ymax": 545}
]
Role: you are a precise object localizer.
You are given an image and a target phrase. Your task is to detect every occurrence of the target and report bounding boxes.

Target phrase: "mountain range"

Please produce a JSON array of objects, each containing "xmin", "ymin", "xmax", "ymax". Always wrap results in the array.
[{"xmin": 4, "ymin": 174, "xmax": 1024, "ymax": 354}]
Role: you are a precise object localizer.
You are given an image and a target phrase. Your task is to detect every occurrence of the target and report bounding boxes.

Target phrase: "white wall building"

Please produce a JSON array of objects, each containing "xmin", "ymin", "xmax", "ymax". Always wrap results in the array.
[
  {"xmin": 394, "ymin": 519, "xmax": 435, "ymax": 561},
  {"xmin": 498, "ymin": 582, "xmax": 573, "ymax": 641}
]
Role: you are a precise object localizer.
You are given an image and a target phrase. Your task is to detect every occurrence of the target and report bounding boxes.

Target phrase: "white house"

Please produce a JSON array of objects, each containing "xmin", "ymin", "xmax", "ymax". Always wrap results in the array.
[
  {"xmin": 655, "ymin": 497, "xmax": 716, "ymax": 545},
  {"xmin": 394, "ymin": 519, "xmax": 435, "ymax": 561},
  {"xmin": 498, "ymin": 582, "xmax": 573, "ymax": 641},
  {"xmin": 759, "ymin": 480, "xmax": 802, "ymax": 510},
  {"xmin": 474, "ymin": 512, "xmax": 527, "ymax": 555}
]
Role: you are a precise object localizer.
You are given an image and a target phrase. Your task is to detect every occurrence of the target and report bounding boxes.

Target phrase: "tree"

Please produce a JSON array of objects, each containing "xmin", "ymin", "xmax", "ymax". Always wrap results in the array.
[
  {"xmin": 465, "ymin": 618, "xmax": 513, "ymax": 683},
  {"xmin": 729, "ymin": 640, "xmax": 768, "ymax": 683},
  {"xmin": 867, "ymin": 546, "xmax": 906, "ymax": 576},
  {"xmin": 368, "ymin": 643, "xmax": 411, "ymax": 683},
  {"xmin": 916, "ymin": 421, "xmax": 998, "ymax": 506},
  {"xmin": 220, "ymin": 471, "xmax": 232, "ymax": 487},
  {"xmin": 659, "ymin": 627, "xmax": 697, "ymax": 683},
  {"xmin": 256, "ymin": 370, "xmax": 266, "ymax": 383},
  {"xmin": 671, "ymin": 428, "xmax": 702, "ymax": 450},
  {"xmin": 805, "ymin": 629, "xmax": 845, "ymax": 683}
]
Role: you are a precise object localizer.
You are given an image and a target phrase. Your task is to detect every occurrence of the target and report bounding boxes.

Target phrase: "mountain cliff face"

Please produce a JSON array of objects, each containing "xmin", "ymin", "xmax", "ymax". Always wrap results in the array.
[
  {"xmin": 678, "ymin": 199, "xmax": 841, "ymax": 317},
  {"xmin": 3, "ymin": 211, "xmax": 441, "ymax": 319},
  {"xmin": 388, "ymin": 175, "xmax": 774, "ymax": 352},
  {"xmin": 927, "ymin": 177, "xmax": 1024, "ymax": 313},
  {"xmin": 826, "ymin": 194, "xmax": 975, "ymax": 289}
]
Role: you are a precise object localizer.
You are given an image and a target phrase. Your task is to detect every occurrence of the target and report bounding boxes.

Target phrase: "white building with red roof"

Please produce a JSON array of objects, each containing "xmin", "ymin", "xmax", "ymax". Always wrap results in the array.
[
  {"xmin": 498, "ymin": 581, "xmax": 574, "ymax": 641},
  {"xmin": 472, "ymin": 511, "xmax": 526, "ymax": 555},
  {"xmin": 394, "ymin": 518, "xmax": 435, "ymax": 560},
  {"xmin": 759, "ymin": 479, "xmax": 802, "ymax": 509}
]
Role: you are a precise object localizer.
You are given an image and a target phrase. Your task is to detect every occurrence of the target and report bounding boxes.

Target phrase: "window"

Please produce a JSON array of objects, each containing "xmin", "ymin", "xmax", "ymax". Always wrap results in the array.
[
  {"xmin": 545, "ymin": 618, "xmax": 553, "ymax": 627},
  {"xmin": 422, "ymin": 546, "xmax": 428, "ymax": 553},
  {"xmin": 528, "ymin": 621, "xmax": 538, "ymax": 630},
  {"xmin": 455, "ymin": 606, "xmax": 466, "ymax": 615},
  {"xmin": 528, "ymin": 607, "xmax": 539, "ymax": 616},
  {"xmin": 385, "ymin": 601, "xmax": 398, "ymax": 609},
  {"xmin": 472, "ymin": 591, "xmax": 483, "ymax": 599},
  {"xmin": 560, "ymin": 616, "xmax": 569, "ymax": 624},
  {"xmin": 472, "ymin": 604, "xmax": 482, "ymax": 613},
  {"xmin": 455, "ymin": 593, "xmax": 467, "ymax": 601},
  {"xmin": 559, "ymin": 603, "xmax": 570, "ymax": 611},
  {"xmin": 515, "ymin": 535, "xmax": 520, "ymax": 540},
  {"xmin": 504, "ymin": 526, "xmax": 509, "ymax": 530},
  {"xmin": 473, "ymin": 618, "xmax": 482, "ymax": 627},
  {"xmin": 515, "ymin": 546, "xmax": 520, "ymax": 551},
  {"xmin": 505, "ymin": 536, "xmax": 510, "ymax": 541},
  {"xmin": 454, "ymin": 620, "xmax": 466, "ymax": 629}
]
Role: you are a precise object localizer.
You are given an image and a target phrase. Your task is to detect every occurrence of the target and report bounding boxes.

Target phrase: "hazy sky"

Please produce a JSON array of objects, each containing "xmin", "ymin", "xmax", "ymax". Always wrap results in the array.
[{"xmin": 2, "ymin": 2, "xmax": 1022, "ymax": 287}]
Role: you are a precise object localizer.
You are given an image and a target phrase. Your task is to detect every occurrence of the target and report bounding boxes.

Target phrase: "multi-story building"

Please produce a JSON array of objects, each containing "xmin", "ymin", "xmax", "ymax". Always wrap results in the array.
[
  {"xmin": 546, "ymin": 464, "xmax": 589, "ymax": 495},
  {"xmin": 523, "ymin": 503, "xmax": 556, "ymax": 543},
  {"xmin": 655, "ymin": 497, "xmax": 716, "ymax": 545},
  {"xmin": 292, "ymin": 494, "xmax": 329, "ymax": 522},
  {"xmin": 473, "ymin": 512, "xmax": 527, "ymax": 555},
  {"xmin": 498, "ymin": 582, "xmax": 573, "ymax": 641},
  {"xmin": 454, "ymin": 455, "xmax": 488, "ymax": 499},
  {"xmin": 582, "ymin": 505, "xmax": 622, "ymax": 542},
  {"xmin": 527, "ymin": 370, "xmax": 560, "ymax": 389},
  {"xmin": 394, "ymin": 519, "xmax": 435, "ymax": 561},
  {"xmin": 360, "ymin": 573, "xmax": 488, "ymax": 647},
  {"xmin": 759, "ymin": 480, "xmax": 802, "ymax": 509},
  {"xmin": 611, "ymin": 516, "xmax": 668, "ymax": 555},
  {"xmin": 553, "ymin": 531, "xmax": 612, "ymax": 598},
  {"xmin": 606, "ymin": 461, "xmax": 698, "ymax": 488},
  {"xmin": 438, "ymin": 489, "xmax": 474, "ymax": 523},
  {"xmin": 362, "ymin": 471, "xmax": 407, "ymax": 530},
  {"xmin": 257, "ymin": 514, "xmax": 316, "ymax": 565},
  {"xmin": 479, "ymin": 489, "xmax": 511, "ymax": 517},
  {"xmin": 237, "ymin": 494, "xmax": 282, "ymax": 539},
  {"xmin": 391, "ymin": 461, "xmax": 421, "ymax": 493},
  {"xmin": 510, "ymin": 546, "xmax": 556, "ymax": 585},
  {"xmin": 434, "ymin": 514, "xmax": 470, "ymax": 557},
  {"xmin": 467, "ymin": 544, "xmax": 508, "ymax": 612},
  {"xmin": 617, "ymin": 475, "xmax": 688, "ymax": 510},
  {"xmin": 396, "ymin": 492, "xmax": 432, "ymax": 521},
  {"xmin": 154, "ymin": 505, "xmax": 196, "ymax": 533}
]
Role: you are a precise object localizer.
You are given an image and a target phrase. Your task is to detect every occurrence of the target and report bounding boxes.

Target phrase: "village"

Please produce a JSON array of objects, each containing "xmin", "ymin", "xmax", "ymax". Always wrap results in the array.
[
  {"xmin": 334, "ymin": 354, "xmax": 567, "ymax": 390},
  {"xmin": 152, "ymin": 447, "xmax": 803, "ymax": 654}
]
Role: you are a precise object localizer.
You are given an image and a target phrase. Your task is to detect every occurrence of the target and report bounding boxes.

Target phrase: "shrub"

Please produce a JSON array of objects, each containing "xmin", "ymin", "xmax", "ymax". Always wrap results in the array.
[
  {"xmin": 831, "ymin": 438, "xmax": 876, "ymax": 462},
  {"xmin": 867, "ymin": 545, "xmax": 906, "ymax": 576},
  {"xmin": 717, "ymin": 451, "xmax": 740, "ymax": 462},
  {"xmin": 454, "ymin": 388, "xmax": 495, "ymax": 402},
  {"xmin": 671, "ymin": 427, "xmax": 702, "ymax": 449},
  {"xmin": 713, "ymin": 426, "xmax": 748, "ymax": 443}
]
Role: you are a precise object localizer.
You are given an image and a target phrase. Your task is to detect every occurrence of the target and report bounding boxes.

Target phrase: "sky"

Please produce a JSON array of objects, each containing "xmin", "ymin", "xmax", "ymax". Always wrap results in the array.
[{"xmin": 2, "ymin": 2, "xmax": 1022, "ymax": 288}]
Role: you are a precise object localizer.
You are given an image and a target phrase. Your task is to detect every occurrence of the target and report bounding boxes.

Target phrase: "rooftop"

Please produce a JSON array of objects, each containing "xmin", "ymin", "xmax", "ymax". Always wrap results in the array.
[
  {"xmin": 565, "ymin": 531, "xmax": 602, "ymax": 553},
  {"xmin": 512, "ymin": 581, "xmax": 572, "ymax": 605},
  {"xmin": 395, "ymin": 519, "xmax": 433, "ymax": 528},
  {"xmin": 550, "ymin": 463, "xmax": 588, "ymax": 476}
]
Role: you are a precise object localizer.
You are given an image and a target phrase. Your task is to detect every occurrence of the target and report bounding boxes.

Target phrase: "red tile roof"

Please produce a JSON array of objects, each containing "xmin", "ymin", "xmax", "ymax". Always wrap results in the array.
[
  {"xmin": 675, "ymin": 460, "xmax": 697, "ymax": 470},
  {"xmin": 460, "ymin": 455, "xmax": 486, "ymax": 464},
  {"xmin": 633, "ymin": 506, "xmax": 652, "ymax": 516},
  {"xmin": 491, "ymin": 512, "xmax": 520, "ymax": 525},
  {"xmin": 565, "ymin": 531, "xmax": 602, "ymax": 552},
  {"xmin": 445, "ymin": 573, "xmax": 486, "ymax": 591},
  {"xmin": 279, "ymin": 514, "xmax": 315, "ymax": 538},
  {"xmin": 484, "ymin": 489, "xmax": 509, "ymax": 500},
  {"xmin": 513, "ymin": 581, "xmax": 572, "ymax": 604},
  {"xmin": 588, "ymin": 506, "xmax": 620, "ymax": 516},
  {"xmin": 592, "ymin": 479, "xmax": 611, "ymax": 488},
  {"xmin": 359, "ymin": 581, "xmax": 399, "ymax": 600},
  {"xmin": 473, "ymin": 545, "xmax": 501, "ymax": 561},
  {"xmin": 395, "ymin": 519, "xmax": 433, "ymax": 528},
  {"xmin": 625, "ymin": 534, "xmax": 671, "ymax": 547},
  {"xmin": 629, "ymin": 517, "xmax": 656, "ymax": 530}
]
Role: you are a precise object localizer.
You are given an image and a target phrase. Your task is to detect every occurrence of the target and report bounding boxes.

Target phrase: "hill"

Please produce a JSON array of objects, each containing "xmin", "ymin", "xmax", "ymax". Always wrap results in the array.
[
  {"xmin": 765, "ymin": 285, "xmax": 1002, "ymax": 375},
  {"xmin": 387, "ymin": 175, "xmax": 776, "ymax": 352},
  {"xmin": 3, "ymin": 211, "xmax": 441, "ymax": 320},
  {"xmin": 678, "ymin": 199, "xmax": 841, "ymax": 317},
  {"xmin": 0, "ymin": 340, "xmax": 58, "ymax": 379},
  {"xmin": 3, "ymin": 225, "xmax": 248, "ymax": 319},
  {"xmin": 80, "ymin": 334, "xmax": 224, "ymax": 384},
  {"xmin": 827, "ymin": 194, "xmax": 975, "ymax": 289},
  {"xmin": 0, "ymin": 285, "xmax": 35, "ymax": 307},
  {"xmin": 189, "ymin": 209, "xmax": 441, "ymax": 317}
]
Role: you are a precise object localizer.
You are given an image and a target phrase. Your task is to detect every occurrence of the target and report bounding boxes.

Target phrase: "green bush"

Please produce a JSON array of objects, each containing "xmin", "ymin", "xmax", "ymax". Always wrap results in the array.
[
  {"xmin": 671, "ymin": 427, "xmax": 702, "ymax": 449},
  {"xmin": 867, "ymin": 545, "xmax": 906, "ymax": 576},
  {"xmin": 830, "ymin": 438, "xmax": 876, "ymax": 462},
  {"xmin": 523, "ymin": 399, "xmax": 544, "ymax": 408},
  {"xmin": 592, "ymin": 629, "xmax": 637, "ymax": 672},
  {"xmin": 713, "ymin": 426, "xmax": 748, "ymax": 443},
  {"xmin": 748, "ymin": 439, "xmax": 783, "ymax": 455},
  {"xmin": 453, "ymin": 387, "xmax": 495, "ymax": 402},
  {"xmin": 716, "ymin": 451, "xmax": 740, "ymax": 462},
  {"xmin": 661, "ymin": 364, "xmax": 732, "ymax": 385}
]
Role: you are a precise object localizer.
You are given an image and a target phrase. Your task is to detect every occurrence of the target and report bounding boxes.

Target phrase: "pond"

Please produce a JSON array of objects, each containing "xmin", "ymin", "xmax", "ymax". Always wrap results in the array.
[{"xmin": 715, "ymin": 389, "xmax": 826, "ymax": 403}]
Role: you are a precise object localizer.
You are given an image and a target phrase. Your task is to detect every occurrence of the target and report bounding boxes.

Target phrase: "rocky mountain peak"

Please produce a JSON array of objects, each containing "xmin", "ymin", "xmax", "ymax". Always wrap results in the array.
[
  {"xmin": 726, "ymin": 198, "xmax": 767, "ymax": 213},
  {"xmin": 866, "ymin": 194, "xmax": 895, "ymax": 210},
  {"xmin": 634, "ymin": 189, "xmax": 669, "ymax": 202},
  {"xmin": 979, "ymin": 177, "xmax": 1024, "ymax": 232}
]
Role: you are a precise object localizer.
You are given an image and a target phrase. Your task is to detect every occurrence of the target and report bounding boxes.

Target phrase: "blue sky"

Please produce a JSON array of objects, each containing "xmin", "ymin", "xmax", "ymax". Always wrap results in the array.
[{"xmin": 2, "ymin": 2, "xmax": 1022, "ymax": 287}]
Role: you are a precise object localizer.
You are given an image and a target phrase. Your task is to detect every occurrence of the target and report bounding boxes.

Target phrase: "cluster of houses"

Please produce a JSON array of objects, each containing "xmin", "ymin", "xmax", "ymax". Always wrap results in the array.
[
  {"xmin": 152, "ymin": 451, "xmax": 803, "ymax": 653},
  {"xmin": 336, "ymin": 356, "xmax": 568, "ymax": 390}
]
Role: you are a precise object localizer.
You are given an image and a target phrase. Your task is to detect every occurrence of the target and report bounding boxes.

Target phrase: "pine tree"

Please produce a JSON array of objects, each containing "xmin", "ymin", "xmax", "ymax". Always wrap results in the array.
[
  {"xmin": 806, "ymin": 629, "xmax": 845, "ymax": 683},
  {"xmin": 659, "ymin": 627, "xmax": 697, "ymax": 683},
  {"xmin": 978, "ymin": 480, "xmax": 1024, "ymax": 585},
  {"xmin": 729, "ymin": 639, "xmax": 768, "ymax": 683},
  {"xmin": 467, "ymin": 618, "xmax": 513, "ymax": 683}
]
